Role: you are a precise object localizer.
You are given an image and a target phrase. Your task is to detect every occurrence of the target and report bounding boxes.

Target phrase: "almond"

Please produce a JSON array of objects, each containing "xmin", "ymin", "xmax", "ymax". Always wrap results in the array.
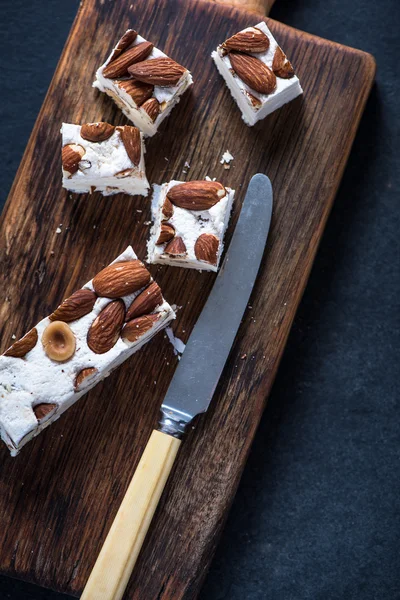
[
  {"xmin": 126, "ymin": 282, "xmax": 163, "ymax": 321},
  {"xmin": 80, "ymin": 122, "xmax": 115, "ymax": 143},
  {"xmin": 167, "ymin": 181, "xmax": 226, "ymax": 211},
  {"xmin": 162, "ymin": 197, "xmax": 174, "ymax": 219},
  {"xmin": 164, "ymin": 236, "xmax": 187, "ymax": 256},
  {"xmin": 93, "ymin": 260, "xmax": 151, "ymax": 298},
  {"xmin": 245, "ymin": 90, "xmax": 262, "ymax": 108},
  {"xmin": 122, "ymin": 314, "xmax": 160, "ymax": 343},
  {"xmin": 74, "ymin": 367, "xmax": 98, "ymax": 391},
  {"xmin": 49, "ymin": 289, "xmax": 97, "ymax": 322},
  {"xmin": 62, "ymin": 144, "xmax": 86, "ymax": 175},
  {"xmin": 272, "ymin": 46, "xmax": 295, "ymax": 79},
  {"xmin": 141, "ymin": 97, "xmax": 160, "ymax": 122},
  {"xmin": 87, "ymin": 300, "xmax": 125, "ymax": 354},
  {"xmin": 108, "ymin": 30, "xmax": 138, "ymax": 63},
  {"xmin": 118, "ymin": 126, "xmax": 141, "ymax": 166},
  {"xmin": 194, "ymin": 233, "xmax": 220, "ymax": 265},
  {"xmin": 128, "ymin": 57, "xmax": 186, "ymax": 86},
  {"xmin": 116, "ymin": 79, "xmax": 154, "ymax": 106},
  {"xmin": 4, "ymin": 328, "xmax": 38, "ymax": 358},
  {"xmin": 103, "ymin": 41, "xmax": 154, "ymax": 78},
  {"xmin": 33, "ymin": 403, "xmax": 57, "ymax": 422},
  {"xmin": 42, "ymin": 321, "xmax": 76, "ymax": 362},
  {"xmin": 222, "ymin": 27, "xmax": 270, "ymax": 53},
  {"xmin": 229, "ymin": 52, "xmax": 276, "ymax": 95},
  {"xmin": 156, "ymin": 223, "xmax": 175, "ymax": 245}
]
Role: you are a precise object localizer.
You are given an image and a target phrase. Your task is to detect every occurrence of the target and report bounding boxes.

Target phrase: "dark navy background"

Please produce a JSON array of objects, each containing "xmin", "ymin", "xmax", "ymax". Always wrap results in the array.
[{"xmin": 0, "ymin": 1, "xmax": 399, "ymax": 598}]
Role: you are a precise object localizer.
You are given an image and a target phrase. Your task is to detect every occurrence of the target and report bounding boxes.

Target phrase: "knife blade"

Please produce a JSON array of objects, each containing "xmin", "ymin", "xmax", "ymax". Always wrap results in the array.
[
  {"xmin": 82, "ymin": 174, "xmax": 273, "ymax": 600},
  {"xmin": 160, "ymin": 172, "xmax": 273, "ymax": 435}
]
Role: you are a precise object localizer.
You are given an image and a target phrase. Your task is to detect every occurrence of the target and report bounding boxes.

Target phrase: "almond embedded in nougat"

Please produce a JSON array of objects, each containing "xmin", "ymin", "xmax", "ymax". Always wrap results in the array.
[
  {"xmin": 164, "ymin": 236, "xmax": 187, "ymax": 256},
  {"xmin": 80, "ymin": 122, "xmax": 115, "ymax": 143},
  {"xmin": 222, "ymin": 27, "xmax": 270, "ymax": 53},
  {"xmin": 142, "ymin": 97, "xmax": 160, "ymax": 122},
  {"xmin": 92, "ymin": 260, "xmax": 151, "ymax": 298},
  {"xmin": 87, "ymin": 300, "xmax": 125, "ymax": 354},
  {"xmin": 272, "ymin": 46, "xmax": 295, "ymax": 79},
  {"xmin": 156, "ymin": 223, "xmax": 175, "ymax": 245},
  {"xmin": 103, "ymin": 41, "xmax": 154, "ymax": 78},
  {"xmin": 118, "ymin": 126, "xmax": 142, "ymax": 166},
  {"xmin": 194, "ymin": 233, "xmax": 219, "ymax": 265},
  {"xmin": 62, "ymin": 144, "xmax": 86, "ymax": 175},
  {"xmin": 126, "ymin": 282, "xmax": 163, "ymax": 321},
  {"xmin": 167, "ymin": 181, "xmax": 226, "ymax": 211},
  {"xmin": 49, "ymin": 289, "xmax": 97, "ymax": 322},
  {"xmin": 74, "ymin": 367, "xmax": 98, "ymax": 391},
  {"xmin": 108, "ymin": 29, "xmax": 138, "ymax": 63},
  {"xmin": 122, "ymin": 314, "xmax": 161, "ymax": 343},
  {"xmin": 4, "ymin": 328, "xmax": 38, "ymax": 358},
  {"xmin": 229, "ymin": 52, "xmax": 276, "ymax": 95},
  {"xmin": 162, "ymin": 197, "xmax": 174, "ymax": 220},
  {"xmin": 33, "ymin": 403, "xmax": 57, "ymax": 422},
  {"xmin": 116, "ymin": 79, "xmax": 154, "ymax": 106},
  {"xmin": 128, "ymin": 57, "xmax": 186, "ymax": 86}
]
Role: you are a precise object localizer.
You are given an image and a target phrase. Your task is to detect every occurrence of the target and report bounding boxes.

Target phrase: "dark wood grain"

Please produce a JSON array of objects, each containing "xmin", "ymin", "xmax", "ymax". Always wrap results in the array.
[{"xmin": 0, "ymin": 0, "xmax": 375, "ymax": 597}]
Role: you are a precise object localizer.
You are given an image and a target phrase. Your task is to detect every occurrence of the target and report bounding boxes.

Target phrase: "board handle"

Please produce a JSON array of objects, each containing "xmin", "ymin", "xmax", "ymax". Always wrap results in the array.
[
  {"xmin": 212, "ymin": 0, "xmax": 276, "ymax": 16},
  {"xmin": 81, "ymin": 430, "xmax": 181, "ymax": 600}
]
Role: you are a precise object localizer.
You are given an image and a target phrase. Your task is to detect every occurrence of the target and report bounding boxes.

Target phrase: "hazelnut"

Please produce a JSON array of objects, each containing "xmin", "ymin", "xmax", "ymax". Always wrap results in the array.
[{"xmin": 42, "ymin": 321, "xmax": 76, "ymax": 362}]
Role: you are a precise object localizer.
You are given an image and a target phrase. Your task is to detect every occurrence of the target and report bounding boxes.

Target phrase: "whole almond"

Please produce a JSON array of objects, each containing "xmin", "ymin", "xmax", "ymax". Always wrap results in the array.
[
  {"xmin": 223, "ymin": 27, "xmax": 270, "ymax": 53},
  {"xmin": 122, "ymin": 314, "xmax": 160, "ymax": 343},
  {"xmin": 128, "ymin": 57, "xmax": 186, "ymax": 86},
  {"xmin": 164, "ymin": 236, "xmax": 187, "ymax": 256},
  {"xmin": 116, "ymin": 79, "xmax": 154, "ymax": 106},
  {"xmin": 49, "ymin": 289, "xmax": 97, "ymax": 322},
  {"xmin": 167, "ymin": 181, "xmax": 226, "ymax": 211},
  {"xmin": 229, "ymin": 52, "xmax": 276, "ymax": 95},
  {"xmin": 103, "ymin": 41, "xmax": 154, "ymax": 78},
  {"xmin": 108, "ymin": 30, "xmax": 138, "ymax": 63},
  {"xmin": 87, "ymin": 300, "xmax": 125, "ymax": 354},
  {"xmin": 80, "ymin": 122, "xmax": 115, "ymax": 143},
  {"xmin": 126, "ymin": 282, "xmax": 163, "ymax": 321},
  {"xmin": 156, "ymin": 223, "xmax": 175, "ymax": 245},
  {"xmin": 74, "ymin": 367, "xmax": 98, "ymax": 391},
  {"xmin": 33, "ymin": 403, "xmax": 57, "ymax": 422},
  {"xmin": 272, "ymin": 46, "xmax": 295, "ymax": 79},
  {"xmin": 93, "ymin": 260, "xmax": 151, "ymax": 298},
  {"xmin": 62, "ymin": 144, "xmax": 86, "ymax": 175},
  {"xmin": 194, "ymin": 233, "xmax": 220, "ymax": 265},
  {"xmin": 162, "ymin": 197, "xmax": 174, "ymax": 219},
  {"xmin": 142, "ymin": 97, "xmax": 160, "ymax": 122},
  {"xmin": 4, "ymin": 328, "xmax": 38, "ymax": 358},
  {"xmin": 118, "ymin": 126, "xmax": 141, "ymax": 166}
]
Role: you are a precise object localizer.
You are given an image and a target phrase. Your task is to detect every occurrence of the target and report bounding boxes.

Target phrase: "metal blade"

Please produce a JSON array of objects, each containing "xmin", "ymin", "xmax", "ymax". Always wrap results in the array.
[{"xmin": 160, "ymin": 174, "xmax": 273, "ymax": 435}]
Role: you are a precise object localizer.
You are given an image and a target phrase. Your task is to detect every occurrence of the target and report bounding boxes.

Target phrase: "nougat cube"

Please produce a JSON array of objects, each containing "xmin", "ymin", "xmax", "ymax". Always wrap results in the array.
[
  {"xmin": 212, "ymin": 21, "xmax": 302, "ymax": 126},
  {"xmin": 61, "ymin": 122, "xmax": 149, "ymax": 196},
  {"xmin": 93, "ymin": 29, "xmax": 193, "ymax": 137},
  {"xmin": 147, "ymin": 180, "xmax": 235, "ymax": 272}
]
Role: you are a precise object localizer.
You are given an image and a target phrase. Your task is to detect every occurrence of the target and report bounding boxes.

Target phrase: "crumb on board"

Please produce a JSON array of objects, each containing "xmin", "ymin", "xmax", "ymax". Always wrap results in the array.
[{"xmin": 220, "ymin": 150, "xmax": 234, "ymax": 165}]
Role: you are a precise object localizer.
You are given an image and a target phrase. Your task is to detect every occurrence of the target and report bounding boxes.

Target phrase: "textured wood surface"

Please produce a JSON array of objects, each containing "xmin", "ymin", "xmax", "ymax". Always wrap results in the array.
[
  {"xmin": 0, "ymin": 0, "xmax": 375, "ymax": 598},
  {"xmin": 212, "ymin": 0, "xmax": 276, "ymax": 15}
]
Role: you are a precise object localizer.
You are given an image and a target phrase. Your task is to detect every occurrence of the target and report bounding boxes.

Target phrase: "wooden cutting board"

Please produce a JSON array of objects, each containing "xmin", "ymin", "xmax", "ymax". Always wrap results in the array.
[{"xmin": 0, "ymin": 0, "xmax": 375, "ymax": 597}]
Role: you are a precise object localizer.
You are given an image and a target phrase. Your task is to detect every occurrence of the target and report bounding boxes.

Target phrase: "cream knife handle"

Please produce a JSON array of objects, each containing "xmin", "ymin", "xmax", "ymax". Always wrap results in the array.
[{"xmin": 81, "ymin": 430, "xmax": 181, "ymax": 600}]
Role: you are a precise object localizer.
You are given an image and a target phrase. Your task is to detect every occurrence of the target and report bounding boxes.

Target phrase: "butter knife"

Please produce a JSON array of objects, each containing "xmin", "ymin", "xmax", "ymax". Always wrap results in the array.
[{"xmin": 82, "ymin": 173, "xmax": 273, "ymax": 600}]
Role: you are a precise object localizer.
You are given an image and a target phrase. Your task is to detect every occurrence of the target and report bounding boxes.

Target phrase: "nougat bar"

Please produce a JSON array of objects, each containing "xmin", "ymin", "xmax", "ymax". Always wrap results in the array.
[{"xmin": 0, "ymin": 247, "xmax": 175, "ymax": 456}]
